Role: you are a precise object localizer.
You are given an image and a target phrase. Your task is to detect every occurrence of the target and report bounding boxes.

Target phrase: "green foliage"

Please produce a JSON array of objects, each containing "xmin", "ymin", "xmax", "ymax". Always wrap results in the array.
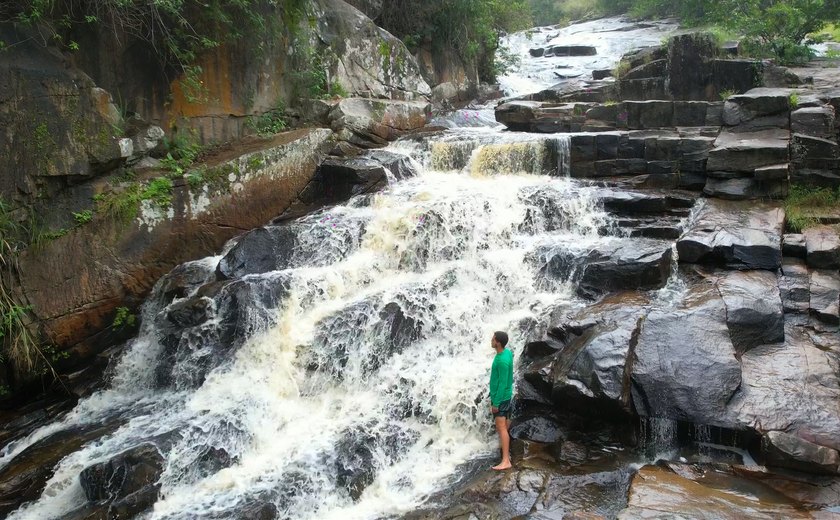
[
  {"xmin": 380, "ymin": 0, "xmax": 532, "ymax": 82},
  {"xmin": 596, "ymin": 0, "xmax": 839, "ymax": 64},
  {"xmin": 789, "ymin": 93, "xmax": 800, "ymax": 108},
  {"xmin": 112, "ymin": 306, "xmax": 136, "ymax": 330},
  {"xmin": 784, "ymin": 185, "xmax": 840, "ymax": 232},
  {"xmin": 94, "ymin": 176, "xmax": 174, "ymax": 224},
  {"xmin": 719, "ymin": 89, "xmax": 737, "ymax": 100},
  {"xmin": 1, "ymin": 0, "xmax": 303, "ymax": 96},
  {"xmin": 246, "ymin": 101, "xmax": 288, "ymax": 136},
  {"xmin": 72, "ymin": 210, "xmax": 92, "ymax": 225},
  {"xmin": 160, "ymin": 131, "xmax": 202, "ymax": 176}
]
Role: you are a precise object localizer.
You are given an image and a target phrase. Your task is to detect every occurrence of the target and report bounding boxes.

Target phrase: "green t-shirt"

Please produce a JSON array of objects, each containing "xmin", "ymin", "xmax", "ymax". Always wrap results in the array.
[{"xmin": 489, "ymin": 348, "xmax": 514, "ymax": 406}]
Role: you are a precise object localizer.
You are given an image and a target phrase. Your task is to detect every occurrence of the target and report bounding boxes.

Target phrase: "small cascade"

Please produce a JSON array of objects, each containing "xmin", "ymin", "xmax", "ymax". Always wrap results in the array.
[
  {"xmin": 467, "ymin": 141, "xmax": 554, "ymax": 176},
  {"xmin": 426, "ymin": 131, "xmax": 571, "ymax": 177},
  {"xmin": 639, "ymin": 416, "xmax": 679, "ymax": 461},
  {"xmin": 554, "ymin": 135, "xmax": 571, "ymax": 176},
  {"xmin": 694, "ymin": 423, "xmax": 712, "ymax": 461}
]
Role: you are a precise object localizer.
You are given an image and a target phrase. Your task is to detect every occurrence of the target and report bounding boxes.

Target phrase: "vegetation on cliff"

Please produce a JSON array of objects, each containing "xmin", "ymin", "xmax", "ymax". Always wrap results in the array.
[{"xmin": 379, "ymin": 0, "xmax": 532, "ymax": 82}]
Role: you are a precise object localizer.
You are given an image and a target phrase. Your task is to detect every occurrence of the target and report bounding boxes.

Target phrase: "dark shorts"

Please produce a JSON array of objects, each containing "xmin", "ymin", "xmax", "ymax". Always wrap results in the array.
[{"xmin": 493, "ymin": 399, "xmax": 512, "ymax": 419}]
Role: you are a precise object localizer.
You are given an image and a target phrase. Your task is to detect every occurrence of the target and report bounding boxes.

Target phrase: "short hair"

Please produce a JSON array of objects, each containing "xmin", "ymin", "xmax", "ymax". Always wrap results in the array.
[{"xmin": 493, "ymin": 331, "xmax": 509, "ymax": 347}]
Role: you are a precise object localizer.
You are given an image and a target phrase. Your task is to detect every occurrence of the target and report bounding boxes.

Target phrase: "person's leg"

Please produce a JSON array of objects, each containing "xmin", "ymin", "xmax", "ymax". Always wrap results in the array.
[{"xmin": 492, "ymin": 416, "xmax": 512, "ymax": 470}]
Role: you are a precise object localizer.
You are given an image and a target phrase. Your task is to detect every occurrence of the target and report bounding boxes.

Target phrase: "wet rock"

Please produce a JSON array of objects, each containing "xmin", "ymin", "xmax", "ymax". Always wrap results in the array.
[
  {"xmin": 703, "ymin": 177, "xmax": 788, "ymax": 200},
  {"xmin": 0, "ymin": 422, "xmax": 120, "ymax": 516},
  {"xmin": 677, "ymin": 199, "xmax": 784, "ymax": 270},
  {"xmin": 334, "ymin": 430, "xmax": 377, "ymax": 500},
  {"xmin": 763, "ymin": 431, "xmax": 840, "ymax": 475},
  {"xmin": 550, "ymin": 440, "xmax": 589, "ymax": 465},
  {"xmin": 307, "ymin": 291, "xmax": 426, "ymax": 378},
  {"xmin": 551, "ymin": 294, "xmax": 649, "ymax": 417},
  {"xmin": 544, "ymin": 45, "xmax": 597, "ymax": 57},
  {"xmin": 804, "ymin": 226, "xmax": 840, "ymax": 270},
  {"xmin": 79, "ymin": 443, "xmax": 164, "ymax": 502},
  {"xmin": 722, "ymin": 319, "xmax": 840, "ymax": 452},
  {"xmin": 592, "ymin": 69, "xmax": 613, "ymax": 80},
  {"xmin": 520, "ymin": 356, "xmax": 555, "ymax": 406},
  {"xmin": 715, "ymin": 270, "xmax": 784, "ymax": 353},
  {"xmin": 600, "ymin": 190, "xmax": 694, "ymax": 215},
  {"xmin": 783, "ymin": 233, "xmax": 807, "ymax": 258},
  {"xmin": 732, "ymin": 465, "xmax": 840, "ymax": 509},
  {"xmin": 631, "ymin": 283, "xmax": 741, "ymax": 425},
  {"xmin": 622, "ymin": 59, "xmax": 667, "ymax": 81},
  {"xmin": 810, "ymin": 271, "xmax": 840, "ymax": 325},
  {"xmin": 707, "ymin": 129, "xmax": 790, "ymax": 173},
  {"xmin": 297, "ymin": 149, "xmax": 417, "ymax": 209},
  {"xmin": 623, "ymin": 101, "xmax": 673, "ymax": 129},
  {"xmin": 218, "ymin": 218, "xmax": 364, "ymax": 279},
  {"xmin": 780, "ymin": 259, "xmax": 810, "ymax": 313},
  {"xmin": 576, "ymin": 240, "xmax": 672, "ymax": 298},
  {"xmin": 155, "ymin": 274, "xmax": 291, "ymax": 388},
  {"xmin": 156, "ymin": 260, "xmax": 219, "ymax": 306},
  {"xmin": 535, "ymin": 468, "xmax": 633, "ymax": 519},
  {"xmin": 619, "ymin": 464, "xmax": 811, "ymax": 519},
  {"xmin": 510, "ymin": 412, "xmax": 565, "ymax": 444},
  {"xmin": 791, "ymin": 106, "xmax": 835, "ymax": 139}
]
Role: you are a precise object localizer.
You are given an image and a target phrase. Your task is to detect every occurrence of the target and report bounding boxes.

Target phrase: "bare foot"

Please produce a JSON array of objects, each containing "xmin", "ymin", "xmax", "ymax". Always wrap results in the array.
[{"xmin": 492, "ymin": 460, "xmax": 512, "ymax": 471}]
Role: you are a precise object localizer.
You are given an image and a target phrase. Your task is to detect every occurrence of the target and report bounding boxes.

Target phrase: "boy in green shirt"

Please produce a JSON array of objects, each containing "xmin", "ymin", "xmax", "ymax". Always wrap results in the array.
[{"xmin": 489, "ymin": 330, "xmax": 514, "ymax": 470}]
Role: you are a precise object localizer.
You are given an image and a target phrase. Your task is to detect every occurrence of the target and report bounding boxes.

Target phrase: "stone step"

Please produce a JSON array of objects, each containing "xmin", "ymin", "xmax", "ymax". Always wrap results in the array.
[
  {"xmin": 722, "ymin": 87, "xmax": 793, "ymax": 132},
  {"xmin": 677, "ymin": 198, "xmax": 785, "ymax": 270},
  {"xmin": 707, "ymin": 129, "xmax": 790, "ymax": 174}
]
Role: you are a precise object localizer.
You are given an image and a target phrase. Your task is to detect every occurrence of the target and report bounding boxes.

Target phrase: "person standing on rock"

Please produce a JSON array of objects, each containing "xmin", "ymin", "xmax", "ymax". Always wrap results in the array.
[{"xmin": 489, "ymin": 331, "xmax": 514, "ymax": 470}]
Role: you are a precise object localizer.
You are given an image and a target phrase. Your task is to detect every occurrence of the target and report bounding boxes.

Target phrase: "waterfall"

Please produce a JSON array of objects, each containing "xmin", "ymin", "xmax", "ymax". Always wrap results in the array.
[
  {"xmin": 5, "ymin": 137, "xmax": 622, "ymax": 519},
  {"xmin": 639, "ymin": 416, "xmax": 679, "ymax": 461}
]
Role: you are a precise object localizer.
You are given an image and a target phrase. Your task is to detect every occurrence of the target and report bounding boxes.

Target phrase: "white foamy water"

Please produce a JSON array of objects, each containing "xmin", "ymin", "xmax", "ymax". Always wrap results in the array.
[{"xmin": 5, "ymin": 128, "xmax": 627, "ymax": 519}]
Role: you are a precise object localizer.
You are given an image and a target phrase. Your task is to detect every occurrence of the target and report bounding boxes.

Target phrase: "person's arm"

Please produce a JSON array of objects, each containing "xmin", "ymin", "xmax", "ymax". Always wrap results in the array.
[{"xmin": 489, "ymin": 357, "xmax": 500, "ymax": 408}]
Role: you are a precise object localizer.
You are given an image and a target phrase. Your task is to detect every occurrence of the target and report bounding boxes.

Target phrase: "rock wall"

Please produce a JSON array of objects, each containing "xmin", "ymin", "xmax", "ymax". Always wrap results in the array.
[
  {"xmin": 17, "ymin": 129, "xmax": 335, "ymax": 372},
  {"xmin": 65, "ymin": 0, "xmax": 430, "ymax": 146}
]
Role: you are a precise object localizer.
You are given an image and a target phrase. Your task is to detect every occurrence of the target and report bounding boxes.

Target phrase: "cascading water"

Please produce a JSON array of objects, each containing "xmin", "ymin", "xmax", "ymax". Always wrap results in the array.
[{"xmin": 3, "ymin": 125, "xmax": 627, "ymax": 519}]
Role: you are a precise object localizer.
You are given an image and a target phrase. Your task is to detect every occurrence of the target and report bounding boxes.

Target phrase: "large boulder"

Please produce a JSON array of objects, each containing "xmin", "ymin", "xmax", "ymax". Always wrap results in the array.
[
  {"xmin": 551, "ymin": 294, "xmax": 650, "ymax": 417},
  {"xmin": 677, "ymin": 199, "xmax": 784, "ymax": 270},
  {"xmin": 631, "ymin": 282, "xmax": 742, "ymax": 425},
  {"xmin": 763, "ymin": 431, "xmax": 840, "ymax": 475},
  {"xmin": 715, "ymin": 270, "xmax": 784, "ymax": 354},
  {"xmin": 722, "ymin": 318, "xmax": 840, "ymax": 452},
  {"xmin": 281, "ymin": 149, "xmax": 417, "ymax": 219},
  {"xmin": 791, "ymin": 106, "xmax": 835, "ymax": 139},
  {"xmin": 722, "ymin": 88, "xmax": 792, "ymax": 130},
  {"xmin": 706, "ymin": 129, "xmax": 790, "ymax": 174},
  {"xmin": 537, "ymin": 239, "xmax": 673, "ymax": 298},
  {"xmin": 315, "ymin": 0, "xmax": 430, "ymax": 100},
  {"xmin": 329, "ymin": 98, "xmax": 431, "ymax": 147}
]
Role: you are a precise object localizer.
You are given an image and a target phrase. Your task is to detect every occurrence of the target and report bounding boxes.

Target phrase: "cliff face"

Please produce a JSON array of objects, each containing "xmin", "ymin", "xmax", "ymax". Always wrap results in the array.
[{"xmin": 0, "ymin": 0, "xmax": 436, "ymax": 395}]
